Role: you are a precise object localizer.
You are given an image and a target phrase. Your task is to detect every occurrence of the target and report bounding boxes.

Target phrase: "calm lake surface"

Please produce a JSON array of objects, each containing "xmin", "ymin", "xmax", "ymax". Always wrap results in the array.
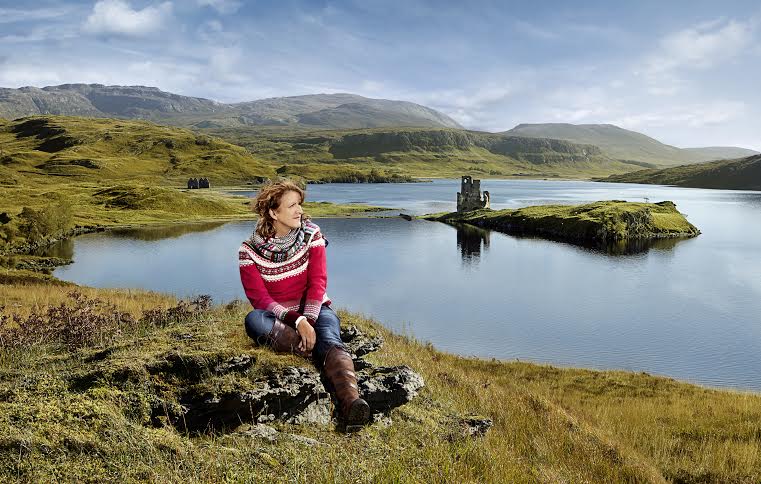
[{"xmin": 47, "ymin": 180, "xmax": 761, "ymax": 391}]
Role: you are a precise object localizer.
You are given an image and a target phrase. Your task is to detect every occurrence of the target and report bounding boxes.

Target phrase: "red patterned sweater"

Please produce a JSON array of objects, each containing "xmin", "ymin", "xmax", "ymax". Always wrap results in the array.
[{"xmin": 239, "ymin": 221, "xmax": 331, "ymax": 327}]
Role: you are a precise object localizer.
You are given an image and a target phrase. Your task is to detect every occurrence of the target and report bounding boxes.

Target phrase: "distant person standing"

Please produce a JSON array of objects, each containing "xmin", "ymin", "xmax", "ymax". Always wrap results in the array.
[{"xmin": 238, "ymin": 179, "xmax": 370, "ymax": 426}]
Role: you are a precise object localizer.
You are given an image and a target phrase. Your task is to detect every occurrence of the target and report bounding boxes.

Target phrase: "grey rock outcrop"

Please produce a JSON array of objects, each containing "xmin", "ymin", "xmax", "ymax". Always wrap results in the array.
[
  {"xmin": 178, "ymin": 366, "xmax": 332, "ymax": 432},
  {"xmin": 163, "ymin": 326, "xmax": 424, "ymax": 434},
  {"xmin": 357, "ymin": 365, "xmax": 425, "ymax": 413}
]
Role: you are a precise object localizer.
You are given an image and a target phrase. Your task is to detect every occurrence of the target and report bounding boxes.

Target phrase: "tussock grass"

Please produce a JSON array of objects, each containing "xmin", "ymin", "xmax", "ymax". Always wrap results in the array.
[
  {"xmin": 0, "ymin": 283, "xmax": 175, "ymax": 319},
  {"xmin": 1, "ymin": 283, "xmax": 759, "ymax": 482}
]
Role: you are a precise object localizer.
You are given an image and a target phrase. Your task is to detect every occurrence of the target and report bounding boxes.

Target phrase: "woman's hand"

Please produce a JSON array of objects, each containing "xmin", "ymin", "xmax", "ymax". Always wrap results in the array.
[{"xmin": 297, "ymin": 319, "xmax": 316, "ymax": 353}]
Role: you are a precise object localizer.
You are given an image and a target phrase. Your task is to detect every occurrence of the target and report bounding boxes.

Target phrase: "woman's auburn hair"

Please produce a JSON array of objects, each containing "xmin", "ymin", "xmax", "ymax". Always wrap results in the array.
[{"xmin": 253, "ymin": 179, "xmax": 308, "ymax": 239}]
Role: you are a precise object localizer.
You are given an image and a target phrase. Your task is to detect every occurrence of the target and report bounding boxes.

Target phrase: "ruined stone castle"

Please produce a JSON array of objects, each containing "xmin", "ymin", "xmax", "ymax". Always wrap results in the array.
[{"xmin": 457, "ymin": 176, "xmax": 490, "ymax": 212}]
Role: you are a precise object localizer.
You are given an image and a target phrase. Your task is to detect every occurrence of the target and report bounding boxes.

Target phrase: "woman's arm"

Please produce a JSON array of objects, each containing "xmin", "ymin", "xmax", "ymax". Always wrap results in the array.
[
  {"xmin": 303, "ymin": 231, "xmax": 328, "ymax": 324},
  {"xmin": 239, "ymin": 245, "xmax": 303, "ymax": 328}
]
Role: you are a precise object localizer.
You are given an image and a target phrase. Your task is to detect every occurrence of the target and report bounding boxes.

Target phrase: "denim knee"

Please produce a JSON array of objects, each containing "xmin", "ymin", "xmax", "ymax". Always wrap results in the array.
[
  {"xmin": 244, "ymin": 309, "xmax": 275, "ymax": 343},
  {"xmin": 313, "ymin": 306, "xmax": 343, "ymax": 360}
]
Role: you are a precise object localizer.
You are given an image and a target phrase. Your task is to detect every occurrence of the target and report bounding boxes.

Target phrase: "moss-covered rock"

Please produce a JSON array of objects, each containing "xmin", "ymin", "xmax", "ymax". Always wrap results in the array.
[{"xmin": 427, "ymin": 200, "xmax": 700, "ymax": 252}]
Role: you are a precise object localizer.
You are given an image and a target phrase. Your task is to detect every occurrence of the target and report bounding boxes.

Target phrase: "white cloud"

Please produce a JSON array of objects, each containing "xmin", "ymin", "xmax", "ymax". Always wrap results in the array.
[
  {"xmin": 0, "ymin": 25, "xmax": 79, "ymax": 44},
  {"xmin": 197, "ymin": 0, "xmax": 242, "ymax": 15},
  {"xmin": 360, "ymin": 80, "xmax": 384, "ymax": 94},
  {"xmin": 610, "ymin": 101, "xmax": 747, "ymax": 130},
  {"xmin": 0, "ymin": 7, "xmax": 73, "ymax": 24},
  {"xmin": 423, "ymin": 84, "xmax": 515, "ymax": 111},
  {"xmin": 83, "ymin": 0, "xmax": 173, "ymax": 37},
  {"xmin": 645, "ymin": 19, "xmax": 754, "ymax": 74}
]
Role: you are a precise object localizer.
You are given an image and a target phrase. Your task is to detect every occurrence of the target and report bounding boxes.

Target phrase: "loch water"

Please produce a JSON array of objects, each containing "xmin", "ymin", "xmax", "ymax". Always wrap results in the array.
[{"xmin": 46, "ymin": 180, "xmax": 761, "ymax": 391}]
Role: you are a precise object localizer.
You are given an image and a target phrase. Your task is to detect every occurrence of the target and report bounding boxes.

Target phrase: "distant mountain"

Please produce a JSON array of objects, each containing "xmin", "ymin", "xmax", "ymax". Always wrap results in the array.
[
  {"xmin": 681, "ymin": 146, "xmax": 759, "ymax": 162},
  {"xmin": 210, "ymin": 125, "xmax": 646, "ymax": 180},
  {"xmin": 505, "ymin": 123, "xmax": 758, "ymax": 167},
  {"xmin": 0, "ymin": 84, "xmax": 462, "ymax": 130},
  {"xmin": 601, "ymin": 154, "xmax": 761, "ymax": 190},
  {"xmin": 0, "ymin": 116, "xmax": 643, "ymax": 188}
]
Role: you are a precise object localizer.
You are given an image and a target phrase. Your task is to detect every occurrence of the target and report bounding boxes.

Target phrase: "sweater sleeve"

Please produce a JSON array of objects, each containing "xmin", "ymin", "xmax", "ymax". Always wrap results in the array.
[
  {"xmin": 303, "ymin": 230, "xmax": 328, "ymax": 323},
  {"xmin": 239, "ymin": 244, "xmax": 302, "ymax": 327}
]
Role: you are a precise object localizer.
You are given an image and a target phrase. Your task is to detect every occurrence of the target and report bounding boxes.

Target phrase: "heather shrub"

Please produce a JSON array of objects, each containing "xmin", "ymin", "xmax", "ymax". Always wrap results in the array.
[{"xmin": 0, "ymin": 291, "xmax": 212, "ymax": 350}]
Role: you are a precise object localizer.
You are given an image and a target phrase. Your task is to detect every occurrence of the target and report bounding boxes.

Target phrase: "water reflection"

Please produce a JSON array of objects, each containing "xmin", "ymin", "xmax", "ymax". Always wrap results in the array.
[
  {"xmin": 454, "ymin": 223, "xmax": 490, "ymax": 264},
  {"xmin": 33, "ymin": 238, "xmax": 74, "ymax": 259},
  {"xmin": 446, "ymin": 221, "xmax": 689, "ymax": 257},
  {"xmin": 108, "ymin": 221, "xmax": 228, "ymax": 241},
  {"xmin": 601, "ymin": 237, "xmax": 683, "ymax": 255}
]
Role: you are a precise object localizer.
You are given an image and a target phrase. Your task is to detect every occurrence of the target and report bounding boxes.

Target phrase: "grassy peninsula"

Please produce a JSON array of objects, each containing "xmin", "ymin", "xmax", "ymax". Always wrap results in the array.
[
  {"xmin": 600, "ymin": 154, "xmax": 761, "ymax": 191},
  {"xmin": 427, "ymin": 201, "xmax": 699, "ymax": 251},
  {"xmin": 1, "ymin": 282, "xmax": 760, "ymax": 482}
]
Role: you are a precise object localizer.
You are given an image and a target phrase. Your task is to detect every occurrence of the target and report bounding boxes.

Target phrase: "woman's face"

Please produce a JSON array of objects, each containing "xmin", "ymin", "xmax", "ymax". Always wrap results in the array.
[{"xmin": 270, "ymin": 190, "xmax": 304, "ymax": 235}]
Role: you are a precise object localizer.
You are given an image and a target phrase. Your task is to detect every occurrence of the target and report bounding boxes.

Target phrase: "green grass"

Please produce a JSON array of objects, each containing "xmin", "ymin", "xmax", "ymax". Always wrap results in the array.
[
  {"xmin": 204, "ymin": 125, "xmax": 645, "ymax": 180},
  {"xmin": 0, "ymin": 116, "xmax": 274, "ymax": 186},
  {"xmin": 428, "ymin": 200, "xmax": 700, "ymax": 248},
  {"xmin": 1, "ymin": 116, "xmax": 642, "ymax": 191},
  {"xmin": 0, "ymin": 282, "xmax": 759, "ymax": 482}
]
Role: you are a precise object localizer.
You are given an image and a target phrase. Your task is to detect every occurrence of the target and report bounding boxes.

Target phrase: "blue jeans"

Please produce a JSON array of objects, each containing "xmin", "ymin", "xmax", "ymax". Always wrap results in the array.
[{"xmin": 244, "ymin": 305, "xmax": 343, "ymax": 363}]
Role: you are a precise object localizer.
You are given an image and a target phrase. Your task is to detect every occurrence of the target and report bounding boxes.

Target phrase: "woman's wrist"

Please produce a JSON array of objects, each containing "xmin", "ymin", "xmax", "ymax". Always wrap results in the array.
[
  {"xmin": 282, "ymin": 310, "xmax": 302, "ymax": 328},
  {"xmin": 295, "ymin": 316, "xmax": 307, "ymax": 332}
]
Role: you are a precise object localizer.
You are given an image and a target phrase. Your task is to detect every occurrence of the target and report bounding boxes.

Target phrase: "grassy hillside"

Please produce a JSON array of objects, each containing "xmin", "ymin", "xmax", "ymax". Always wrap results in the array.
[
  {"xmin": 208, "ymin": 126, "xmax": 645, "ymax": 180},
  {"xmin": 0, "ymin": 116, "xmax": 647, "ymax": 190},
  {"xmin": 505, "ymin": 123, "xmax": 758, "ymax": 167},
  {"xmin": 682, "ymin": 146, "xmax": 760, "ymax": 162},
  {"xmin": 0, "ymin": 282, "xmax": 759, "ymax": 482},
  {"xmin": 601, "ymin": 154, "xmax": 761, "ymax": 190},
  {"xmin": 0, "ymin": 116, "xmax": 274, "ymax": 186}
]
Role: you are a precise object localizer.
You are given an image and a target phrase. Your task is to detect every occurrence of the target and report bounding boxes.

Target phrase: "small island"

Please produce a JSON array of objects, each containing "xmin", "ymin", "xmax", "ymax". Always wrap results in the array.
[{"xmin": 426, "ymin": 200, "xmax": 700, "ymax": 248}]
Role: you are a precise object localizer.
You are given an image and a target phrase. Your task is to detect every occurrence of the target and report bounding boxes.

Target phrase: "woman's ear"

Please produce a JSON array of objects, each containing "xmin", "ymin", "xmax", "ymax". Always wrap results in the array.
[{"xmin": 269, "ymin": 208, "xmax": 277, "ymax": 221}]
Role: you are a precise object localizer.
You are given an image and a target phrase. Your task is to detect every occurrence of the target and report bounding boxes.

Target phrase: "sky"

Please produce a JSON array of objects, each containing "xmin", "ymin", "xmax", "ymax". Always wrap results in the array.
[{"xmin": 0, "ymin": 0, "xmax": 760, "ymax": 150}]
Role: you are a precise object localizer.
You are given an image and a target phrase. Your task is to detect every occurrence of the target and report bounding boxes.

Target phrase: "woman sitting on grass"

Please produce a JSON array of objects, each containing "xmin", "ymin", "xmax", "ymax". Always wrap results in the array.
[{"xmin": 238, "ymin": 179, "xmax": 370, "ymax": 427}]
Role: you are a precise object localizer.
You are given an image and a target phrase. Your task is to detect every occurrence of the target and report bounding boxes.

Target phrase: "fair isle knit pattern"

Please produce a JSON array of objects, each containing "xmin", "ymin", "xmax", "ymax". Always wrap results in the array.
[
  {"xmin": 239, "ymin": 220, "xmax": 330, "ymax": 325},
  {"xmin": 248, "ymin": 222, "xmax": 309, "ymax": 263}
]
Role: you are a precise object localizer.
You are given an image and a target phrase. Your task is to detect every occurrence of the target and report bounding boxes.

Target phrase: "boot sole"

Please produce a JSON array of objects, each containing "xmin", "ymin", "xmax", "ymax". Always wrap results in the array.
[{"xmin": 346, "ymin": 399, "xmax": 371, "ymax": 427}]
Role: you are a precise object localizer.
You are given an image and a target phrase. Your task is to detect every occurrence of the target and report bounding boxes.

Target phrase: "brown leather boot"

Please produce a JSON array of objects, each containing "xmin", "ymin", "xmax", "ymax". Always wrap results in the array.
[
  {"xmin": 324, "ymin": 346, "xmax": 370, "ymax": 427},
  {"xmin": 267, "ymin": 320, "xmax": 310, "ymax": 358}
]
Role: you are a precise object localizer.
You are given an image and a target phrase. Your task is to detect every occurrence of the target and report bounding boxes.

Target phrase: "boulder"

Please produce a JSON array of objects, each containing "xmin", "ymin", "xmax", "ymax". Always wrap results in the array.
[
  {"xmin": 177, "ymin": 366, "xmax": 332, "ymax": 432},
  {"xmin": 358, "ymin": 365, "xmax": 425, "ymax": 413}
]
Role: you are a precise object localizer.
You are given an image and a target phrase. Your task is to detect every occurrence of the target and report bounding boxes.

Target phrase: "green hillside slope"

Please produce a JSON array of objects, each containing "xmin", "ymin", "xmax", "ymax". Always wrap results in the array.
[
  {"xmin": 601, "ymin": 154, "xmax": 761, "ymax": 190},
  {"xmin": 0, "ymin": 116, "xmax": 645, "ymax": 190},
  {"xmin": 209, "ymin": 126, "xmax": 644, "ymax": 180},
  {"xmin": 682, "ymin": 146, "xmax": 760, "ymax": 162},
  {"xmin": 0, "ymin": 115, "xmax": 274, "ymax": 186},
  {"xmin": 506, "ymin": 123, "xmax": 758, "ymax": 167}
]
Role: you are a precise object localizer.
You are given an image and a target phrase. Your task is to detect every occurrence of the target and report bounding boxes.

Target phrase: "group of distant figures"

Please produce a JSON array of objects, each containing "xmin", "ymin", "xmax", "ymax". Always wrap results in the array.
[{"xmin": 187, "ymin": 177, "xmax": 210, "ymax": 189}]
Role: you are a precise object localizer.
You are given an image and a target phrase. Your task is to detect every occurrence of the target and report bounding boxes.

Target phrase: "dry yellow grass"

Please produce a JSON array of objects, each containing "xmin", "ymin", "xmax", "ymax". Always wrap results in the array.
[{"xmin": 1, "ymin": 285, "xmax": 759, "ymax": 482}]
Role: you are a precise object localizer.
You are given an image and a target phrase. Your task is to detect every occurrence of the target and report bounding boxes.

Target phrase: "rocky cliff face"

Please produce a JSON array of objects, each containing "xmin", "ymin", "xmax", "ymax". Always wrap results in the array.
[{"xmin": 329, "ymin": 129, "xmax": 605, "ymax": 165}]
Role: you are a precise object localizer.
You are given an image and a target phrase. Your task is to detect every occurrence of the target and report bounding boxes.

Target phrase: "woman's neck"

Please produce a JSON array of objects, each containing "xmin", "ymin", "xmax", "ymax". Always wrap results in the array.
[{"xmin": 273, "ymin": 222, "xmax": 291, "ymax": 238}]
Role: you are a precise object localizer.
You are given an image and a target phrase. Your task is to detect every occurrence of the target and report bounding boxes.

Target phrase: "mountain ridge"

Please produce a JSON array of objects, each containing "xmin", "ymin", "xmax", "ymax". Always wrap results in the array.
[
  {"xmin": 0, "ymin": 84, "xmax": 463, "ymax": 130},
  {"xmin": 506, "ymin": 123, "xmax": 758, "ymax": 167}
]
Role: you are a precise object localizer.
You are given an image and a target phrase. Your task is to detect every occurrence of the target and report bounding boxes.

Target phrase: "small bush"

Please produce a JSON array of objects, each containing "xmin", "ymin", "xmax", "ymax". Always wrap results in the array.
[
  {"xmin": 18, "ymin": 200, "xmax": 73, "ymax": 245},
  {"xmin": 0, "ymin": 292, "xmax": 212, "ymax": 350}
]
